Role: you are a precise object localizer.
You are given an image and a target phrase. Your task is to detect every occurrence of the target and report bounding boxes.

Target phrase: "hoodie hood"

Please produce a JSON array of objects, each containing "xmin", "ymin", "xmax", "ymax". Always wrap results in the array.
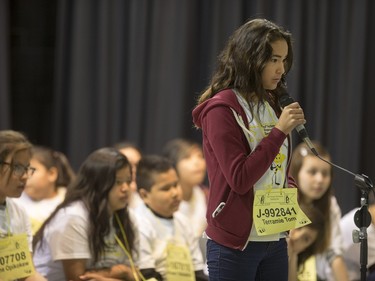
[{"xmin": 192, "ymin": 89, "xmax": 246, "ymax": 128}]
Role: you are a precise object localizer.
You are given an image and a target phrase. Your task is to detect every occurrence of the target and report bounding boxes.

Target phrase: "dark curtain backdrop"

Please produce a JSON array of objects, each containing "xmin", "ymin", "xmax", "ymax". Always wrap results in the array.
[
  {"xmin": 1, "ymin": 0, "xmax": 375, "ymax": 214},
  {"xmin": 0, "ymin": 0, "xmax": 10, "ymax": 127}
]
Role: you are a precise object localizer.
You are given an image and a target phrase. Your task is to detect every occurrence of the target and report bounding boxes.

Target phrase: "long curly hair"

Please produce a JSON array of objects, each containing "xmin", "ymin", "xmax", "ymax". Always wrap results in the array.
[
  {"xmin": 33, "ymin": 147, "xmax": 135, "ymax": 263},
  {"xmin": 197, "ymin": 18, "xmax": 293, "ymax": 107}
]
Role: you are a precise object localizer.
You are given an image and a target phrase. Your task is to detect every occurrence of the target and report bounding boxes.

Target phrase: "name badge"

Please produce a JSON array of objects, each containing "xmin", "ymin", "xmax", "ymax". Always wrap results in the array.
[
  {"xmin": 253, "ymin": 188, "xmax": 311, "ymax": 235},
  {"xmin": 165, "ymin": 242, "xmax": 195, "ymax": 281},
  {"xmin": 298, "ymin": 255, "xmax": 317, "ymax": 281},
  {"xmin": 0, "ymin": 233, "xmax": 34, "ymax": 281}
]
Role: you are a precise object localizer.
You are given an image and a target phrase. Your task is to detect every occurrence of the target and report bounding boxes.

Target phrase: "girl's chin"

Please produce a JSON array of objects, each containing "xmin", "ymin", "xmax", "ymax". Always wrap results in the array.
[
  {"xmin": 264, "ymin": 85, "xmax": 277, "ymax": 91},
  {"xmin": 13, "ymin": 189, "xmax": 24, "ymax": 198},
  {"xmin": 311, "ymin": 193, "xmax": 325, "ymax": 200}
]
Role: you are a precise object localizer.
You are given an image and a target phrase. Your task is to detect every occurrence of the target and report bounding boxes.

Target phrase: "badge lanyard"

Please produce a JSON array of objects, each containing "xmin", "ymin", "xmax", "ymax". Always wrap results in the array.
[{"xmin": 114, "ymin": 213, "xmax": 142, "ymax": 281}]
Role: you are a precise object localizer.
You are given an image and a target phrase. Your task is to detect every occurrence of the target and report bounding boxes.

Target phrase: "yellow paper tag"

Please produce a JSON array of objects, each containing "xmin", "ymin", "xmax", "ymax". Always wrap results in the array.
[
  {"xmin": 30, "ymin": 217, "xmax": 43, "ymax": 235},
  {"xmin": 165, "ymin": 242, "xmax": 195, "ymax": 281},
  {"xmin": 253, "ymin": 188, "xmax": 311, "ymax": 235},
  {"xmin": 0, "ymin": 233, "xmax": 34, "ymax": 281},
  {"xmin": 297, "ymin": 255, "xmax": 317, "ymax": 281}
]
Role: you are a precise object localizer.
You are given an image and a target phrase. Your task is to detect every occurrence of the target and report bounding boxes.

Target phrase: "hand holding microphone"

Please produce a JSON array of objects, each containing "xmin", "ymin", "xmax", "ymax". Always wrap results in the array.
[
  {"xmin": 277, "ymin": 91, "xmax": 373, "ymax": 193},
  {"xmin": 275, "ymin": 94, "xmax": 306, "ymax": 136},
  {"xmin": 277, "ymin": 91, "xmax": 317, "ymax": 155}
]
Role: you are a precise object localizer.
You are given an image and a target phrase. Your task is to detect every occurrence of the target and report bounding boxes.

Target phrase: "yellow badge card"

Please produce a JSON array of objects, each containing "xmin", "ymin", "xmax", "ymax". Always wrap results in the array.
[
  {"xmin": 297, "ymin": 255, "xmax": 317, "ymax": 281},
  {"xmin": 0, "ymin": 233, "xmax": 34, "ymax": 281},
  {"xmin": 30, "ymin": 217, "xmax": 43, "ymax": 235},
  {"xmin": 165, "ymin": 242, "xmax": 195, "ymax": 281},
  {"xmin": 253, "ymin": 188, "xmax": 311, "ymax": 235}
]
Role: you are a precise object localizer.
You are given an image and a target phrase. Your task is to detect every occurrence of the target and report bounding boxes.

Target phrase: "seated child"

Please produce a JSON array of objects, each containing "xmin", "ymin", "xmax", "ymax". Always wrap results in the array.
[
  {"xmin": 15, "ymin": 145, "xmax": 75, "ymax": 234},
  {"xmin": 287, "ymin": 205, "xmax": 328, "ymax": 281},
  {"xmin": 134, "ymin": 154, "xmax": 208, "ymax": 281},
  {"xmin": 0, "ymin": 130, "xmax": 46, "ymax": 281},
  {"xmin": 32, "ymin": 147, "xmax": 140, "ymax": 281},
  {"xmin": 162, "ymin": 138, "xmax": 208, "ymax": 239}
]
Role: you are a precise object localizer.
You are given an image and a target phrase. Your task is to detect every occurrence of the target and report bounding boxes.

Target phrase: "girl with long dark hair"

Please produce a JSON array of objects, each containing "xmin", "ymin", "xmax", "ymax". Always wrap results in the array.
[{"xmin": 33, "ymin": 147, "xmax": 139, "ymax": 281}]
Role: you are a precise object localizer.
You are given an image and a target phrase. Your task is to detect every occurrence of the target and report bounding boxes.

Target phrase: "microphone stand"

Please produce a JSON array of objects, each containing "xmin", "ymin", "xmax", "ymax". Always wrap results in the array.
[
  {"xmin": 353, "ymin": 175, "xmax": 373, "ymax": 281},
  {"xmin": 308, "ymin": 147, "xmax": 374, "ymax": 281}
]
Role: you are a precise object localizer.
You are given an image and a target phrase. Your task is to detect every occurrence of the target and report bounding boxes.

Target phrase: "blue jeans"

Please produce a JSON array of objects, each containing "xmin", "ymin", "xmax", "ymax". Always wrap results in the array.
[{"xmin": 206, "ymin": 238, "xmax": 288, "ymax": 281}]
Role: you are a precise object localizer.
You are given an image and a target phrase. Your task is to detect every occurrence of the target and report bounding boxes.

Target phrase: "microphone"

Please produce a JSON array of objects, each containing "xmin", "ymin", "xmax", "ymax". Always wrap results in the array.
[
  {"xmin": 278, "ymin": 92, "xmax": 374, "ymax": 281},
  {"xmin": 278, "ymin": 91, "xmax": 318, "ymax": 156},
  {"xmin": 278, "ymin": 91, "xmax": 374, "ymax": 192}
]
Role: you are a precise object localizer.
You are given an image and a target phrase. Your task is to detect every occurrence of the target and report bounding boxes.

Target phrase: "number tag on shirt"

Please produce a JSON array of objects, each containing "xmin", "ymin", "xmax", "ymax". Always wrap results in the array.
[
  {"xmin": 165, "ymin": 242, "xmax": 195, "ymax": 281},
  {"xmin": 253, "ymin": 188, "xmax": 311, "ymax": 235},
  {"xmin": 0, "ymin": 233, "xmax": 34, "ymax": 280},
  {"xmin": 298, "ymin": 255, "xmax": 317, "ymax": 281}
]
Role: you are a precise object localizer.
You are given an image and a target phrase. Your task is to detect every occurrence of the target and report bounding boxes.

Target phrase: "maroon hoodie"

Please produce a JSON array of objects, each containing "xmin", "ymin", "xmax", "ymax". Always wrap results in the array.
[{"xmin": 192, "ymin": 89, "xmax": 296, "ymax": 250}]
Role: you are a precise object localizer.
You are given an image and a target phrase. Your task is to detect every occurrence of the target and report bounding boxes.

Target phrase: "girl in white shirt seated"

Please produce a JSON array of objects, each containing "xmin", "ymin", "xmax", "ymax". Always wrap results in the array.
[
  {"xmin": 32, "ymin": 147, "xmax": 140, "ymax": 281},
  {"xmin": 15, "ymin": 145, "xmax": 75, "ymax": 234},
  {"xmin": 0, "ymin": 130, "xmax": 46, "ymax": 281}
]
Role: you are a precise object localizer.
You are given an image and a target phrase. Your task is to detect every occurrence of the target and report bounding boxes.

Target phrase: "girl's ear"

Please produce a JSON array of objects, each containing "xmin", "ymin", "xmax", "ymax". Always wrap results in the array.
[
  {"xmin": 138, "ymin": 188, "xmax": 148, "ymax": 200},
  {"xmin": 47, "ymin": 167, "xmax": 58, "ymax": 184}
]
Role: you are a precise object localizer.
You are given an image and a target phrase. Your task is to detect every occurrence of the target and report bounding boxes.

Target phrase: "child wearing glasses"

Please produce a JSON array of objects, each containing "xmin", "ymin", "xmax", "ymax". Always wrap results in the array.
[{"xmin": 0, "ymin": 130, "xmax": 46, "ymax": 281}]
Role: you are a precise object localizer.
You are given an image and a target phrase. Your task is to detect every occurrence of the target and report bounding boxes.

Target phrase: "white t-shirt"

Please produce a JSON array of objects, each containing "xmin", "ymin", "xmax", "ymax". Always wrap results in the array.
[
  {"xmin": 0, "ymin": 198, "xmax": 32, "ymax": 251},
  {"xmin": 176, "ymin": 185, "xmax": 207, "ymax": 238},
  {"xmin": 340, "ymin": 207, "xmax": 375, "ymax": 281},
  {"xmin": 128, "ymin": 191, "xmax": 144, "ymax": 210},
  {"xmin": 134, "ymin": 203, "xmax": 205, "ymax": 278},
  {"xmin": 14, "ymin": 188, "xmax": 66, "ymax": 234},
  {"xmin": 235, "ymin": 91, "xmax": 289, "ymax": 242},
  {"xmin": 33, "ymin": 201, "xmax": 137, "ymax": 281}
]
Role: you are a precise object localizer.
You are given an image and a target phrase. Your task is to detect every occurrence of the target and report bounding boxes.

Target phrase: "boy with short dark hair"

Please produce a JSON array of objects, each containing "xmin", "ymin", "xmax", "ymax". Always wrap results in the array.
[{"xmin": 134, "ymin": 154, "xmax": 208, "ymax": 281}]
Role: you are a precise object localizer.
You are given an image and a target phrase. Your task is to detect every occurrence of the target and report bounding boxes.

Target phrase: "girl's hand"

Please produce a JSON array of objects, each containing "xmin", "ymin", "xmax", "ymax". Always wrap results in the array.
[
  {"xmin": 78, "ymin": 273, "xmax": 122, "ymax": 281},
  {"xmin": 275, "ymin": 102, "xmax": 306, "ymax": 135},
  {"xmin": 79, "ymin": 265, "xmax": 141, "ymax": 281}
]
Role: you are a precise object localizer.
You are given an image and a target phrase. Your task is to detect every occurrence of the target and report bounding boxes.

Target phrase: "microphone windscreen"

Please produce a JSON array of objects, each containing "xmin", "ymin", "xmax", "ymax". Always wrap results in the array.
[{"xmin": 279, "ymin": 92, "xmax": 295, "ymax": 108}]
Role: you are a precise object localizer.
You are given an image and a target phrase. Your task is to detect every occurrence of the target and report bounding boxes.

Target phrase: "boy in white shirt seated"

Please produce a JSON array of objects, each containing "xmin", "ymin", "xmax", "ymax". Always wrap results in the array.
[{"xmin": 134, "ymin": 154, "xmax": 208, "ymax": 281}]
